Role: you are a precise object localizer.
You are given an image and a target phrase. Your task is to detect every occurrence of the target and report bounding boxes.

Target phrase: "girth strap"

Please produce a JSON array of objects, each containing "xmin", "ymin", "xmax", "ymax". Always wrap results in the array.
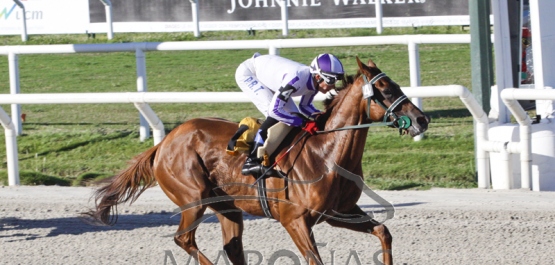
[{"xmin": 257, "ymin": 177, "xmax": 273, "ymax": 218}]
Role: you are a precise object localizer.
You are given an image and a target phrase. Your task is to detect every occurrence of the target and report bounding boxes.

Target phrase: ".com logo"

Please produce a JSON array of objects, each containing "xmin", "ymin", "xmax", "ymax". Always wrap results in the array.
[
  {"xmin": 1, "ymin": 4, "xmax": 43, "ymax": 20},
  {"xmin": 0, "ymin": 4, "xmax": 17, "ymax": 19}
]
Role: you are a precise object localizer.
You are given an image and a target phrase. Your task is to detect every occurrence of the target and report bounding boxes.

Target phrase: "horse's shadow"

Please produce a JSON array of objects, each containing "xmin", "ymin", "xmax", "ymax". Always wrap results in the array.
[
  {"xmin": 0, "ymin": 211, "xmax": 266, "ymax": 242},
  {"xmin": 359, "ymin": 202, "xmax": 425, "ymax": 209},
  {"xmin": 0, "ymin": 201, "xmax": 425, "ymax": 242},
  {"xmin": 0, "ymin": 213, "xmax": 171, "ymax": 242}
]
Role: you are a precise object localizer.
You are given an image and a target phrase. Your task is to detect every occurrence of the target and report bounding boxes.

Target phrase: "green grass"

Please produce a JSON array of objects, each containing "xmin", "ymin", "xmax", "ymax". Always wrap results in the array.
[{"xmin": 0, "ymin": 27, "xmax": 477, "ymax": 189}]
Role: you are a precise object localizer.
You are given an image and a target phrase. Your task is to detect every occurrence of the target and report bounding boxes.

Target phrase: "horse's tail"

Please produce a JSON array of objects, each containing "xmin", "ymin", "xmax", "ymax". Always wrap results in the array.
[{"xmin": 83, "ymin": 144, "xmax": 159, "ymax": 226}]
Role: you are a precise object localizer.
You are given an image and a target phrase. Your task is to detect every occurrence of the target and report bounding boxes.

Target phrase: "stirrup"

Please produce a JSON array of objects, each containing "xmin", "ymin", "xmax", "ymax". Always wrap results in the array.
[
  {"xmin": 241, "ymin": 158, "xmax": 263, "ymax": 176},
  {"xmin": 242, "ymin": 160, "xmax": 277, "ymax": 177}
]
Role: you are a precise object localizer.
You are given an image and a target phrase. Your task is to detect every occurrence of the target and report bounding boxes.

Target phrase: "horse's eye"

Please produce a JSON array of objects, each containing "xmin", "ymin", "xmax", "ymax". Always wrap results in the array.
[{"xmin": 382, "ymin": 89, "xmax": 393, "ymax": 97}]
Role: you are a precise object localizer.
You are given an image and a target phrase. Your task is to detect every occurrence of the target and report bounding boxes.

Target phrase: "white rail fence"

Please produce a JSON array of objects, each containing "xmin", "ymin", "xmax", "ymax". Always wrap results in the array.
[
  {"xmin": 0, "ymin": 86, "xmax": 492, "ymax": 188},
  {"xmin": 1, "ymin": 35, "xmax": 481, "ymax": 187},
  {"xmin": 1, "ymin": 34, "xmax": 472, "ymax": 141}
]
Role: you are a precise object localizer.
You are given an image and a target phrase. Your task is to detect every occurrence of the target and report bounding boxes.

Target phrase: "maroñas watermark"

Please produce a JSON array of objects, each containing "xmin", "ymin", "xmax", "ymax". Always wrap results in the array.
[{"xmin": 163, "ymin": 245, "xmax": 391, "ymax": 265}]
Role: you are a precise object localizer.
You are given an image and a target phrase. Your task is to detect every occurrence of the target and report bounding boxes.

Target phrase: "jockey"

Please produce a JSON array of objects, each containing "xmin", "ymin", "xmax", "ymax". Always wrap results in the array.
[{"xmin": 235, "ymin": 53, "xmax": 345, "ymax": 176}]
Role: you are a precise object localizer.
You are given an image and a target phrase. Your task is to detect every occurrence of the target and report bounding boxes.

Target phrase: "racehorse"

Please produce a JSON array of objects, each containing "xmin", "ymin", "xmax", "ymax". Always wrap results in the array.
[{"xmin": 84, "ymin": 57, "xmax": 430, "ymax": 265}]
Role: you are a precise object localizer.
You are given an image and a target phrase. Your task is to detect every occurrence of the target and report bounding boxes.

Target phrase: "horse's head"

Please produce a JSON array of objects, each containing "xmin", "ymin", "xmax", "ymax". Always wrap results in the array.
[{"xmin": 355, "ymin": 56, "xmax": 430, "ymax": 137}]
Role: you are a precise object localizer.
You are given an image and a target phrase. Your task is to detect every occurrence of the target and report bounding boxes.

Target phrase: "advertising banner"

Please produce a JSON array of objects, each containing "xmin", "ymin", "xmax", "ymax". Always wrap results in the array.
[
  {"xmin": 89, "ymin": 0, "xmax": 468, "ymax": 22},
  {"xmin": 0, "ymin": 0, "xmax": 89, "ymax": 35},
  {"xmin": 1, "ymin": 0, "xmax": 471, "ymax": 35},
  {"xmin": 88, "ymin": 0, "xmax": 471, "ymax": 32}
]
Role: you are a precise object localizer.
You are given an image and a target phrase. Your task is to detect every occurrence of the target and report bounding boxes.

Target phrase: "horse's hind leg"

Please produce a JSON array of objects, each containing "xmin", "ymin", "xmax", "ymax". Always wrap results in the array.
[
  {"xmin": 325, "ymin": 205, "xmax": 392, "ymax": 265},
  {"xmin": 210, "ymin": 201, "xmax": 246, "ymax": 265},
  {"xmin": 174, "ymin": 204, "xmax": 214, "ymax": 265}
]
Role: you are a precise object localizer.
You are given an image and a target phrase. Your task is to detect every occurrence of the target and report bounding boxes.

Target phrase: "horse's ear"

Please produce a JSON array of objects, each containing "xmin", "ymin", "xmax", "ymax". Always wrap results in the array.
[
  {"xmin": 356, "ymin": 56, "xmax": 364, "ymax": 69},
  {"xmin": 367, "ymin": 58, "xmax": 377, "ymax": 68}
]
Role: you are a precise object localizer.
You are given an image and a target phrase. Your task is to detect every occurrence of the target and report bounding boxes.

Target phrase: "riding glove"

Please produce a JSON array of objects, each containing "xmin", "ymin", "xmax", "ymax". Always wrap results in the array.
[{"xmin": 302, "ymin": 120, "xmax": 318, "ymax": 135}]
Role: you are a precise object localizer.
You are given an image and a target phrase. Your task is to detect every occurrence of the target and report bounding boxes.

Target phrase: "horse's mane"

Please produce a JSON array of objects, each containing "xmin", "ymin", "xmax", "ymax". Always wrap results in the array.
[
  {"xmin": 323, "ymin": 73, "xmax": 361, "ymax": 108},
  {"xmin": 318, "ymin": 72, "xmax": 362, "ymax": 123}
]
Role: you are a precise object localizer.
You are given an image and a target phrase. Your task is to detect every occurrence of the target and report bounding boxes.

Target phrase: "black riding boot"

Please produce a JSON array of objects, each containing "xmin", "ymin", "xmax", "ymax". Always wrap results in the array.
[
  {"xmin": 241, "ymin": 117, "xmax": 279, "ymax": 177},
  {"xmin": 241, "ymin": 141, "xmax": 265, "ymax": 176}
]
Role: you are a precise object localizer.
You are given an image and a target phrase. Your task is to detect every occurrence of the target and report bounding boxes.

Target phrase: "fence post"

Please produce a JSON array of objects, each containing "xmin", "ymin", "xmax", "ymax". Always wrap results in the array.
[
  {"xmin": 491, "ymin": 0, "xmax": 512, "ymax": 123},
  {"xmin": 8, "ymin": 53, "xmax": 22, "ymax": 136},
  {"xmin": 135, "ymin": 47, "xmax": 150, "ymax": 141},
  {"xmin": 99, "ymin": 0, "xmax": 114, "ymax": 40},
  {"xmin": 269, "ymin": 46, "xmax": 280, "ymax": 55},
  {"xmin": 13, "ymin": 0, "xmax": 27, "ymax": 42},
  {"xmin": 375, "ymin": 0, "xmax": 383, "ymax": 34},
  {"xmin": 190, "ymin": 0, "xmax": 200, "ymax": 37},
  {"xmin": 0, "ymin": 106, "xmax": 19, "ymax": 186},
  {"xmin": 408, "ymin": 41, "xmax": 423, "ymax": 141},
  {"xmin": 280, "ymin": 0, "xmax": 289, "ymax": 37}
]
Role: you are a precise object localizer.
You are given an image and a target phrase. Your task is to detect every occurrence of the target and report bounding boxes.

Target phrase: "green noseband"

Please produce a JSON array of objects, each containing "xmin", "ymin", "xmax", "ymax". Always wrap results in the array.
[{"xmin": 394, "ymin": 115, "xmax": 412, "ymax": 130}]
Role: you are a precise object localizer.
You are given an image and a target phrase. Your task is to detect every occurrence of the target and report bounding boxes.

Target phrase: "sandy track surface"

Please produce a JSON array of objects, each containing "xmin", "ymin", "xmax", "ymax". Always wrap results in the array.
[{"xmin": 1, "ymin": 185, "xmax": 554, "ymax": 265}]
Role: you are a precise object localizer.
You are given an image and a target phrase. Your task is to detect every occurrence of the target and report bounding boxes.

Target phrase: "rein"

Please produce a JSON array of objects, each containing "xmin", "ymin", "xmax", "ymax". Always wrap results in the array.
[{"xmin": 317, "ymin": 72, "xmax": 411, "ymax": 135}]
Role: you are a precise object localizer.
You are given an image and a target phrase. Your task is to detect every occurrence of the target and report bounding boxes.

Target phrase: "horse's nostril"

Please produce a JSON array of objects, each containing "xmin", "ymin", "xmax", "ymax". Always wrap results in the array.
[{"xmin": 417, "ymin": 116, "xmax": 430, "ymax": 127}]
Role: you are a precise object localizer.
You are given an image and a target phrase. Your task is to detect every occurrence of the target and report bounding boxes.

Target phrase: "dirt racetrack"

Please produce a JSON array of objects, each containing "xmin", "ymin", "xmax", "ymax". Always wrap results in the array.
[{"xmin": 1, "ymin": 185, "xmax": 554, "ymax": 265}]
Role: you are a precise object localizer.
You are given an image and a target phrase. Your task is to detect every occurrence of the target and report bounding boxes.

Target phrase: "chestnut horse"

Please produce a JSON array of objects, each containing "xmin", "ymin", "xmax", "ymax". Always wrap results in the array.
[{"xmin": 85, "ymin": 57, "xmax": 429, "ymax": 265}]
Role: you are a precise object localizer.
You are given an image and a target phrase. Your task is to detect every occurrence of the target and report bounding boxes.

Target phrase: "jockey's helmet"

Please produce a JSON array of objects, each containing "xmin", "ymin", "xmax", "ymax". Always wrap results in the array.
[{"xmin": 310, "ymin": 53, "xmax": 345, "ymax": 85}]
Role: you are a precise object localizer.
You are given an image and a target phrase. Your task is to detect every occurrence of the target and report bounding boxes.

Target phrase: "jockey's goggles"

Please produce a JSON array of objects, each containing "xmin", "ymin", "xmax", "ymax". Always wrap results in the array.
[{"xmin": 319, "ymin": 72, "xmax": 342, "ymax": 85}]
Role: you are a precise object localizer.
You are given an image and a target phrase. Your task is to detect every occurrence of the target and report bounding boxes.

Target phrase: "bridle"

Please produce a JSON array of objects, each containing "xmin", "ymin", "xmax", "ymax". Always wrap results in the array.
[
  {"xmin": 316, "ymin": 72, "xmax": 412, "ymax": 134},
  {"xmin": 362, "ymin": 72, "xmax": 412, "ymax": 130}
]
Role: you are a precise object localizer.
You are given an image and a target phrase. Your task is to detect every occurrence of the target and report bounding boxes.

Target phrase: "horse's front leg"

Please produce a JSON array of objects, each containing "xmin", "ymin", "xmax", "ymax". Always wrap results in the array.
[
  {"xmin": 325, "ymin": 205, "xmax": 392, "ymax": 265},
  {"xmin": 281, "ymin": 215, "xmax": 324, "ymax": 265},
  {"xmin": 209, "ymin": 202, "xmax": 246, "ymax": 265}
]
